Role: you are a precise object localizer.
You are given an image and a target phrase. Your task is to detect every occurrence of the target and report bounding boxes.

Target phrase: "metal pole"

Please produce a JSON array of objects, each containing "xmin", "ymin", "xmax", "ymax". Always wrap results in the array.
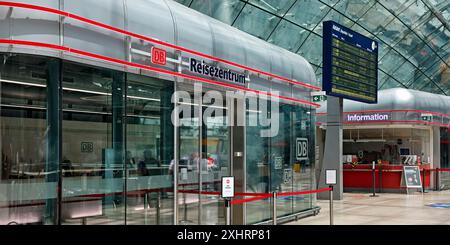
[
  {"xmin": 329, "ymin": 186, "xmax": 333, "ymax": 226},
  {"xmin": 225, "ymin": 199, "xmax": 231, "ymax": 225},
  {"xmin": 433, "ymin": 169, "xmax": 436, "ymax": 191},
  {"xmin": 370, "ymin": 161, "xmax": 378, "ymax": 197},
  {"xmin": 173, "ymin": 81, "xmax": 179, "ymax": 225},
  {"xmin": 436, "ymin": 168, "xmax": 440, "ymax": 191},
  {"xmin": 144, "ymin": 192, "xmax": 148, "ymax": 225},
  {"xmin": 156, "ymin": 191, "xmax": 161, "ymax": 225},
  {"xmin": 272, "ymin": 192, "xmax": 277, "ymax": 225},
  {"xmin": 423, "ymin": 168, "xmax": 427, "ymax": 193},
  {"xmin": 183, "ymin": 185, "xmax": 188, "ymax": 222}
]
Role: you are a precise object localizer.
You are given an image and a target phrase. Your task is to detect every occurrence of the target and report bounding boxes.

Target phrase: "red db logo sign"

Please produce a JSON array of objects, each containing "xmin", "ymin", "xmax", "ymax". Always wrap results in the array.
[{"xmin": 151, "ymin": 47, "xmax": 166, "ymax": 65}]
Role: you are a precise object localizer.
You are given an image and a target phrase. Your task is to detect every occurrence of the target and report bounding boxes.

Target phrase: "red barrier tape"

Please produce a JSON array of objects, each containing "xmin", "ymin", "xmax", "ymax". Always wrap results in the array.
[
  {"xmin": 230, "ymin": 194, "xmax": 272, "ymax": 205},
  {"xmin": 178, "ymin": 181, "xmax": 221, "ymax": 187},
  {"xmin": 235, "ymin": 192, "xmax": 269, "ymax": 197},
  {"xmin": 403, "ymin": 168, "xmax": 450, "ymax": 172},
  {"xmin": 231, "ymin": 188, "xmax": 332, "ymax": 205},
  {"xmin": 277, "ymin": 187, "xmax": 332, "ymax": 197},
  {"xmin": 178, "ymin": 190, "xmax": 220, "ymax": 195}
]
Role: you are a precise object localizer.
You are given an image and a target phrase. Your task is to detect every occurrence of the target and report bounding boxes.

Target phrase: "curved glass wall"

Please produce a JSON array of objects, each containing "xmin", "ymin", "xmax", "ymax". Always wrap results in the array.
[
  {"xmin": 177, "ymin": 0, "xmax": 450, "ymax": 95},
  {"xmin": 0, "ymin": 53, "xmax": 175, "ymax": 225},
  {"xmin": 0, "ymin": 52, "xmax": 315, "ymax": 225},
  {"xmin": 245, "ymin": 100, "xmax": 315, "ymax": 224},
  {"xmin": 0, "ymin": 54, "xmax": 54, "ymax": 225}
]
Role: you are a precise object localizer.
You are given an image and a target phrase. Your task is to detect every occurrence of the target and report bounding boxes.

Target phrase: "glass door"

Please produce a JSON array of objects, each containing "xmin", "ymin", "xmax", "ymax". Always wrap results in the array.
[
  {"xmin": 200, "ymin": 89, "xmax": 229, "ymax": 225},
  {"xmin": 176, "ymin": 84, "xmax": 230, "ymax": 225}
]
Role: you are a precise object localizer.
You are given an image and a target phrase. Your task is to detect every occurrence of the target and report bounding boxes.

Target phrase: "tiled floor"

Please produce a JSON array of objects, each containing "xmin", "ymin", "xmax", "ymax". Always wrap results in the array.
[{"xmin": 286, "ymin": 190, "xmax": 450, "ymax": 225}]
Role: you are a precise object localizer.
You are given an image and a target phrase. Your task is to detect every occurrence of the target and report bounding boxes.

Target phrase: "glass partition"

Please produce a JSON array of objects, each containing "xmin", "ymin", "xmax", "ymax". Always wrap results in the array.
[
  {"xmin": 61, "ymin": 61, "xmax": 124, "ymax": 224},
  {"xmin": 245, "ymin": 99, "xmax": 314, "ymax": 224},
  {"xmin": 0, "ymin": 53, "xmax": 55, "ymax": 224},
  {"xmin": 343, "ymin": 127, "xmax": 431, "ymax": 165},
  {"xmin": 125, "ymin": 73, "xmax": 174, "ymax": 225}
]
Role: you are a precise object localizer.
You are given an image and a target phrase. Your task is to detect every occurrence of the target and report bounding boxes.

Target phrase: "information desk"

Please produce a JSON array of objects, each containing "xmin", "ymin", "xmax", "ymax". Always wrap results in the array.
[{"xmin": 343, "ymin": 164, "xmax": 431, "ymax": 192}]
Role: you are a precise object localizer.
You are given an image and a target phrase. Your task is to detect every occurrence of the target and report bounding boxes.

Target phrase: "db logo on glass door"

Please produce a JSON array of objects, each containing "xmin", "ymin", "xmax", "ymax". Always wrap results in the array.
[
  {"xmin": 151, "ymin": 47, "xmax": 166, "ymax": 65},
  {"xmin": 296, "ymin": 138, "xmax": 308, "ymax": 160}
]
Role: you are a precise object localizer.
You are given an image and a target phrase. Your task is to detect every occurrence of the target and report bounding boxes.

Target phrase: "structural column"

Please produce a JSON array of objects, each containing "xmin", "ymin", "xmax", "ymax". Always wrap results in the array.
[
  {"xmin": 230, "ymin": 94, "xmax": 245, "ymax": 225},
  {"xmin": 104, "ymin": 71, "xmax": 125, "ymax": 212},
  {"xmin": 431, "ymin": 127, "xmax": 441, "ymax": 189},
  {"xmin": 160, "ymin": 85, "xmax": 174, "ymax": 168},
  {"xmin": 318, "ymin": 96, "xmax": 343, "ymax": 200},
  {"xmin": 44, "ymin": 59, "xmax": 62, "ymax": 224}
]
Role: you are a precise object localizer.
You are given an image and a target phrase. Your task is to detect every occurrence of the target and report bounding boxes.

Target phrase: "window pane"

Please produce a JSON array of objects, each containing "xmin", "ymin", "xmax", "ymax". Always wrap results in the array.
[
  {"xmin": 248, "ymin": 0, "xmax": 296, "ymax": 16},
  {"xmin": 245, "ymin": 97, "xmax": 271, "ymax": 224},
  {"xmin": 0, "ymin": 54, "xmax": 53, "ymax": 225},
  {"xmin": 285, "ymin": 0, "xmax": 330, "ymax": 31},
  {"xmin": 267, "ymin": 20, "xmax": 309, "ymax": 52},
  {"xmin": 357, "ymin": 3, "xmax": 395, "ymax": 32},
  {"xmin": 378, "ymin": 17, "xmax": 409, "ymax": 44},
  {"xmin": 233, "ymin": 4, "xmax": 280, "ymax": 40},
  {"xmin": 61, "ymin": 61, "xmax": 124, "ymax": 225},
  {"xmin": 379, "ymin": 76, "xmax": 405, "ymax": 89},
  {"xmin": 313, "ymin": 9, "xmax": 354, "ymax": 36},
  {"xmin": 125, "ymin": 74, "xmax": 174, "ymax": 225},
  {"xmin": 380, "ymin": 49, "xmax": 404, "ymax": 73},
  {"xmin": 190, "ymin": 0, "xmax": 245, "ymax": 25},
  {"xmin": 298, "ymin": 34, "xmax": 322, "ymax": 66},
  {"xmin": 378, "ymin": 0, "xmax": 415, "ymax": 15},
  {"xmin": 391, "ymin": 60, "xmax": 415, "ymax": 85},
  {"xmin": 334, "ymin": 0, "xmax": 375, "ymax": 20}
]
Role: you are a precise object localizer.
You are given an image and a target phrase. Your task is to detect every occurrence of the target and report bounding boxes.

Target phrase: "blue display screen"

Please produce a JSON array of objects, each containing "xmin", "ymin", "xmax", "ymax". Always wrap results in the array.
[{"xmin": 323, "ymin": 21, "xmax": 378, "ymax": 104}]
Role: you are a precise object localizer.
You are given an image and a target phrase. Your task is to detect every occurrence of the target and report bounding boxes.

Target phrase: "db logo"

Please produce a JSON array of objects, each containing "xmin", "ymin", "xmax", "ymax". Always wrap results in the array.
[
  {"xmin": 151, "ymin": 47, "xmax": 166, "ymax": 65},
  {"xmin": 226, "ymin": 179, "xmax": 230, "ymax": 184},
  {"xmin": 296, "ymin": 138, "xmax": 308, "ymax": 160}
]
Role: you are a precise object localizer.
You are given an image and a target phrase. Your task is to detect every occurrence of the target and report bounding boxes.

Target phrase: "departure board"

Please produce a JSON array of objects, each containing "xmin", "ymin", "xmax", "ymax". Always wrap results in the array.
[{"xmin": 323, "ymin": 21, "xmax": 378, "ymax": 104}]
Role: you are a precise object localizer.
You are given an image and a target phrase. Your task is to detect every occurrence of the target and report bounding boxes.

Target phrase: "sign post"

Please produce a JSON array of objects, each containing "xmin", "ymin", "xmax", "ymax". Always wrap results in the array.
[
  {"xmin": 320, "ymin": 20, "xmax": 379, "ymax": 202},
  {"xmin": 370, "ymin": 161, "xmax": 379, "ymax": 197},
  {"xmin": 221, "ymin": 176, "xmax": 234, "ymax": 225},
  {"xmin": 322, "ymin": 20, "xmax": 379, "ymax": 104},
  {"xmin": 325, "ymin": 169, "xmax": 336, "ymax": 225}
]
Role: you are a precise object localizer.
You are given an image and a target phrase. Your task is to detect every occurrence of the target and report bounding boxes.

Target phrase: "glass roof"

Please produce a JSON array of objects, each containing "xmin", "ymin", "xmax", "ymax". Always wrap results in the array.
[{"xmin": 175, "ymin": 0, "xmax": 450, "ymax": 95}]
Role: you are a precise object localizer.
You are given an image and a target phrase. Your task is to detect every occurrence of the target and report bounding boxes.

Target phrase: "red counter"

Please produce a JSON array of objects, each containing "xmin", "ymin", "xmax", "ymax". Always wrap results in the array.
[{"xmin": 343, "ymin": 164, "xmax": 431, "ymax": 191}]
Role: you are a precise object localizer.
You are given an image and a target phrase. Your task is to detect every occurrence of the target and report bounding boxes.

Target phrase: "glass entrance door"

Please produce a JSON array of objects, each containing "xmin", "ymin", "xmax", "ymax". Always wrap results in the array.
[{"xmin": 176, "ymin": 84, "xmax": 230, "ymax": 225}]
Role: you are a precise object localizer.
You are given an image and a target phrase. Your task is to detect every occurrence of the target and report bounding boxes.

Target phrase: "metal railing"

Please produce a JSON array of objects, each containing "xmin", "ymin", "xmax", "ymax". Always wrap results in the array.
[{"xmin": 229, "ymin": 187, "xmax": 334, "ymax": 225}]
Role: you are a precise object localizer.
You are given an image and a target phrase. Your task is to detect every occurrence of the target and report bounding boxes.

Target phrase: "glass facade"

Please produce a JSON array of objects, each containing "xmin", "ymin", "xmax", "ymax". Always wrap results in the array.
[
  {"xmin": 0, "ymin": 53, "xmax": 315, "ymax": 225},
  {"xmin": 0, "ymin": 53, "xmax": 175, "ymax": 225},
  {"xmin": 176, "ymin": 0, "xmax": 450, "ymax": 95},
  {"xmin": 343, "ymin": 128, "xmax": 432, "ymax": 165},
  {"xmin": 0, "ymin": 54, "xmax": 55, "ymax": 225},
  {"xmin": 442, "ymin": 128, "xmax": 449, "ymax": 169},
  {"xmin": 245, "ymin": 101, "xmax": 314, "ymax": 224}
]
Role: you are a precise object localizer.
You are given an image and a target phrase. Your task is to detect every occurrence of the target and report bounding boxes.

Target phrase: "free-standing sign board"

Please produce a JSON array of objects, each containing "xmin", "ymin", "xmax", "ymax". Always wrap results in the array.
[
  {"xmin": 326, "ymin": 169, "xmax": 337, "ymax": 185},
  {"xmin": 401, "ymin": 166, "xmax": 422, "ymax": 189},
  {"xmin": 221, "ymin": 176, "xmax": 234, "ymax": 198}
]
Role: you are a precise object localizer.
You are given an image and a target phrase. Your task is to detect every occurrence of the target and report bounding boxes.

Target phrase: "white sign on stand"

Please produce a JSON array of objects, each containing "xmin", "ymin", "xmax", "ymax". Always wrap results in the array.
[
  {"xmin": 326, "ymin": 169, "xmax": 337, "ymax": 185},
  {"xmin": 221, "ymin": 176, "xmax": 234, "ymax": 198}
]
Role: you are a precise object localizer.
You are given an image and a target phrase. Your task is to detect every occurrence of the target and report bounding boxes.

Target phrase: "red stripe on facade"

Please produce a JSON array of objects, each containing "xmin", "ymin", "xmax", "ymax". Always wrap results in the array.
[
  {"xmin": 0, "ymin": 39, "xmax": 320, "ymax": 107},
  {"xmin": 317, "ymin": 109, "xmax": 450, "ymax": 118},
  {"xmin": 0, "ymin": 1, "xmax": 321, "ymax": 91}
]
